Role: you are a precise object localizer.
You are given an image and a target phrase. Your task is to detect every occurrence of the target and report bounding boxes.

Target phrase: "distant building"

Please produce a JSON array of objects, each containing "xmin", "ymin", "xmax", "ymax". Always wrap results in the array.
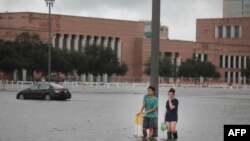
[
  {"xmin": 143, "ymin": 21, "xmax": 168, "ymax": 39},
  {"xmin": 223, "ymin": 0, "xmax": 250, "ymax": 17},
  {"xmin": 0, "ymin": 12, "xmax": 250, "ymax": 84}
]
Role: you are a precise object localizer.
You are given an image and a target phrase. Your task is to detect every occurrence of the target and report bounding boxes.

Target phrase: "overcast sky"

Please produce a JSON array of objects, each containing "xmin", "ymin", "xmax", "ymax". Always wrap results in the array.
[{"xmin": 0, "ymin": 0, "xmax": 223, "ymax": 41}]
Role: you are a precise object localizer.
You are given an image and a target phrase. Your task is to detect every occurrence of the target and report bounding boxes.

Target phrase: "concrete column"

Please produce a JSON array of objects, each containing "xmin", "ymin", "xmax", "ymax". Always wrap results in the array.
[
  {"xmin": 74, "ymin": 37, "xmax": 79, "ymax": 51},
  {"xmin": 215, "ymin": 26, "xmax": 219, "ymax": 38},
  {"xmin": 228, "ymin": 55, "xmax": 231, "ymax": 68},
  {"xmin": 243, "ymin": 76, "xmax": 246, "ymax": 84},
  {"xmin": 222, "ymin": 55, "xmax": 226, "ymax": 68},
  {"xmin": 89, "ymin": 36, "xmax": 94, "ymax": 46},
  {"xmin": 231, "ymin": 26, "xmax": 235, "ymax": 38},
  {"xmin": 22, "ymin": 69, "xmax": 27, "ymax": 81},
  {"xmin": 117, "ymin": 40, "xmax": 122, "ymax": 62},
  {"xmin": 233, "ymin": 71, "xmax": 236, "ymax": 84},
  {"xmin": 201, "ymin": 54, "xmax": 204, "ymax": 62},
  {"xmin": 66, "ymin": 35, "xmax": 71, "ymax": 51},
  {"xmin": 111, "ymin": 38, "xmax": 115, "ymax": 50},
  {"xmin": 239, "ymin": 26, "xmax": 242, "ymax": 38},
  {"xmin": 104, "ymin": 38, "xmax": 108, "ymax": 48},
  {"xmin": 227, "ymin": 71, "xmax": 231, "ymax": 84},
  {"xmin": 52, "ymin": 36, "xmax": 56, "ymax": 48},
  {"xmin": 88, "ymin": 74, "xmax": 94, "ymax": 82},
  {"xmin": 82, "ymin": 37, "xmax": 87, "ymax": 49},
  {"xmin": 81, "ymin": 74, "xmax": 86, "ymax": 82},
  {"xmin": 59, "ymin": 35, "xmax": 63, "ymax": 49},
  {"xmin": 238, "ymin": 72, "xmax": 242, "ymax": 84},
  {"xmin": 233, "ymin": 56, "xmax": 236, "ymax": 69},
  {"xmin": 171, "ymin": 53, "xmax": 176, "ymax": 64},
  {"xmin": 13, "ymin": 69, "xmax": 18, "ymax": 81},
  {"xmin": 195, "ymin": 53, "xmax": 198, "ymax": 58},
  {"xmin": 239, "ymin": 56, "xmax": 242, "ymax": 69},
  {"xmin": 96, "ymin": 37, "xmax": 101, "ymax": 46},
  {"xmin": 244, "ymin": 56, "xmax": 247, "ymax": 69},
  {"xmin": 223, "ymin": 26, "xmax": 227, "ymax": 38},
  {"xmin": 103, "ymin": 74, "xmax": 108, "ymax": 83},
  {"xmin": 177, "ymin": 57, "xmax": 181, "ymax": 66}
]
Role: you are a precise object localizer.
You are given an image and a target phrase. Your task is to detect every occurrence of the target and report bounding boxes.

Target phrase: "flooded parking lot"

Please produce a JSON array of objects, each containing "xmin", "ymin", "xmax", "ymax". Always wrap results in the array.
[{"xmin": 0, "ymin": 85, "xmax": 250, "ymax": 141}]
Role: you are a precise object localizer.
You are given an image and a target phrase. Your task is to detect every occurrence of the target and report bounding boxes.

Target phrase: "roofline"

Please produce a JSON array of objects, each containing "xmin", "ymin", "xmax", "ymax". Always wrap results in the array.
[
  {"xmin": 0, "ymin": 11, "xmax": 144, "ymax": 24},
  {"xmin": 197, "ymin": 16, "xmax": 250, "ymax": 21}
]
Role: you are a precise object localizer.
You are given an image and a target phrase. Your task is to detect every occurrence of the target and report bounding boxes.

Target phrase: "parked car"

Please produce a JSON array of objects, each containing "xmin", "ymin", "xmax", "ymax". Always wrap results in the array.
[{"xmin": 16, "ymin": 82, "xmax": 71, "ymax": 100}]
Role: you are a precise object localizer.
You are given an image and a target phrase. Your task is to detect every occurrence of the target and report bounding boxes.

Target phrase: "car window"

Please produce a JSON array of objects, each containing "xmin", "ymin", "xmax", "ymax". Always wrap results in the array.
[
  {"xmin": 38, "ymin": 83, "xmax": 50, "ymax": 90},
  {"xmin": 50, "ymin": 83, "xmax": 64, "ymax": 89},
  {"xmin": 29, "ymin": 84, "xmax": 39, "ymax": 90}
]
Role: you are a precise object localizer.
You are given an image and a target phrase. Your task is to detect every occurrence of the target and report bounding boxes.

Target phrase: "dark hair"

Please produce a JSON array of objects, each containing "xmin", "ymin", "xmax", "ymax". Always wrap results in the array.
[
  {"xmin": 168, "ymin": 88, "xmax": 175, "ymax": 95},
  {"xmin": 147, "ymin": 86, "xmax": 155, "ymax": 92}
]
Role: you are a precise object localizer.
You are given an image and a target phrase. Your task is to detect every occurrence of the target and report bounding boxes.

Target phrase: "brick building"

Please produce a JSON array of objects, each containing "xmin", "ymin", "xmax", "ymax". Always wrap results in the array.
[{"xmin": 0, "ymin": 12, "xmax": 250, "ymax": 84}]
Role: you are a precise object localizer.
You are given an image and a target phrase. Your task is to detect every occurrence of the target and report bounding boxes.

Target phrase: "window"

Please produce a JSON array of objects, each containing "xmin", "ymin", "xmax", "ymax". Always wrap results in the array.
[
  {"xmin": 234, "ymin": 26, "xmax": 240, "ymax": 38},
  {"xmin": 39, "ymin": 84, "xmax": 50, "ymax": 90},
  {"xmin": 226, "ymin": 26, "xmax": 231, "ymax": 38},
  {"xmin": 30, "ymin": 84, "xmax": 39, "ymax": 90},
  {"xmin": 225, "ymin": 72, "xmax": 228, "ymax": 83},
  {"xmin": 218, "ymin": 26, "xmax": 223, "ymax": 38},
  {"xmin": 220, "ymin": 55, "xmax": 223, "ymax": 68},
  {"xmin": 198, "ymin": 54, "xmax": 202, "ymax": 60},
  {"xmin": 225, "ymin": 56, "xmax": 228, "ymax": 68},
  {"xmin": 230, "ymin": 56, "xmax": 234, "ymax": 68},
  {"xmin": 236, "ymin": 56, "xmax": 239, "ymax": 68},
  {"xmin": 204, "ymin": 54, "xmax": 208, "ymax": 61},
  {"xmin": 241, "ymin": 56, "xmax": 244, "ymax": 68}
]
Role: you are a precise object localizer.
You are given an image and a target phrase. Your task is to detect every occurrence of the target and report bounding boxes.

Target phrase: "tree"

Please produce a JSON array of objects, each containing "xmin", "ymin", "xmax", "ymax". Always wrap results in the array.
[
  {"xmin": 178, "ymin": 57, "xmax": 220, "ymax": 78},
  {"xmin": 84, "ymin": 45, "xmax": 128, "ymax": 76},
  {"xmin": 144, "ymin": 56, "xmax": 174, "ymax": 77}
]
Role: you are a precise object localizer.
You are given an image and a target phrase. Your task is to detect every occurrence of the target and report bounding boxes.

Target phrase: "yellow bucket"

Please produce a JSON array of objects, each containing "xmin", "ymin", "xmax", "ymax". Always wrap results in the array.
[{"xmin": 135, "ymin": 113, "xmax": 143, "ymax": 125}]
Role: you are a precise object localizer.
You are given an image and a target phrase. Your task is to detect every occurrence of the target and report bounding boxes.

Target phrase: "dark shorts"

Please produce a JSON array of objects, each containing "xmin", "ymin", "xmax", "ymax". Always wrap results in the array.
[
  {"xmin": 165, "ymin": 114, "xmax": 178, "ymax": 122},
  {"xmin": 143, "ymin": 117, "xmax": 157, "ymax": 129}
]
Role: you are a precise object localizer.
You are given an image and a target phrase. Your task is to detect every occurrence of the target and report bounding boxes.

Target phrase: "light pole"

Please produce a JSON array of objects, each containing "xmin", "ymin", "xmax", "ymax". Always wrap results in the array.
[
  {"xmin": 151, "ymin": 0, "xmax": 161, "ymax": 138},
  {"xmin": 45, "ymin": 0, "xmax": 55, "ymax": 82}
]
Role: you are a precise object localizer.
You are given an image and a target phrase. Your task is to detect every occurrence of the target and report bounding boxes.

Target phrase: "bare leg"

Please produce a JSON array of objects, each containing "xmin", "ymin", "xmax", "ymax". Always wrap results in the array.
[
  {"xmin": 143, "ymin": 128, "xmax": 147, "ymax": 138},
  {"xmin": 149, "ymin": 128, "xmax": 154, "ymax": 140},
  {"xmin": 166, "ymin": 122, "xmax": 172, "ymax": 139},
  {"xmin": 170, "ymin": 122, "xmax": 177, "ymax": 132},
  {"xmin": 170, "ymin": 122, "xmax": 178, "ymax": 139}
]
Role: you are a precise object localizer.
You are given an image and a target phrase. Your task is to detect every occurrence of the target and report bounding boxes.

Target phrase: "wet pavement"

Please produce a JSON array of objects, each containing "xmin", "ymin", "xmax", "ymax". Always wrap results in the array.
[{"xmin": 0, "ymin": 85, "xmax": 250, "ymax": 141}]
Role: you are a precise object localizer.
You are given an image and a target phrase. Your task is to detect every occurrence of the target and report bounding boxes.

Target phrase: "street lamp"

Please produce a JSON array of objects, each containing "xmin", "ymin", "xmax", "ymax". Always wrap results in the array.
[{"xmin": 45, "ymin": 0, "xmax": 55, "ymax": 82}]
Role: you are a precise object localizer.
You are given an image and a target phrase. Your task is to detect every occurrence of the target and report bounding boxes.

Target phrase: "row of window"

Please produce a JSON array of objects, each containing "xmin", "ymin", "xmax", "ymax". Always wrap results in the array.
[
  {"xmin": 215, "ymin": 25, "xmax": 241, "ymax": 38},
  {"xmin": 224, "ymin": 71, "xmax": 245, "ymax": 84},
  {"xmin": 219, "ymin": 55, "xmax": 250, "ymax": 69},
  {"xmin": 192, "ymin": 54, "xmax": 208, "ymax": 62}
]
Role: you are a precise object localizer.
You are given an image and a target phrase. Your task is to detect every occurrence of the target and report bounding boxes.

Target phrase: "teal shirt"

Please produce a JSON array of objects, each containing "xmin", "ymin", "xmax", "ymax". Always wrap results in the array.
[{"xmin": 143, "ymin": 94, "xmax": 158, "ymax": 118}]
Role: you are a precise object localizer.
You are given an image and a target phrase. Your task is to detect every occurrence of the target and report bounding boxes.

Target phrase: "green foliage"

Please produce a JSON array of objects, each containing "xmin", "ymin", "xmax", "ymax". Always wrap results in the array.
[
  {"xmin": 0, "ymin": 32, "xmax": 128, "ymax": 78},
  {"xmin": 178, "ymin": 57, "xmax": 221, "ymax": 78},
  {"xmin": 84, "ymin": 45, "xmax": 128, "ymax": 76},
  {"xmin": 144, "ymin": 56, "xmax": 174, "ymax": 77}
]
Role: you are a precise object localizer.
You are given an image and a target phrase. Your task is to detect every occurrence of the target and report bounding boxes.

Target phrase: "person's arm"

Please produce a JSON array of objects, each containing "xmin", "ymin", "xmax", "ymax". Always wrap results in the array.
[
  {"xmin": 169, "ymin": 99, "xmax": 176, "ymax": 110},
  {"xmin": 145, "ymin": 98, "xmax": 158, "ymax": 114},
  {"xmin": 144, "ymin": 107, "xmax": 157, "ymax": 114},
  {"xmin": 140, "ymin": 101, "xmax": 146, "ymax": 114}
]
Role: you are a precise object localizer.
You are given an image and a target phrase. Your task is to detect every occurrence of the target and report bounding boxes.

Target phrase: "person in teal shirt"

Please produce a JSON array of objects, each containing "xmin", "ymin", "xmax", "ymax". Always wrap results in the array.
[{"xmin": 139, "ymin": 86, "xmax": 158, "ymax": 139}]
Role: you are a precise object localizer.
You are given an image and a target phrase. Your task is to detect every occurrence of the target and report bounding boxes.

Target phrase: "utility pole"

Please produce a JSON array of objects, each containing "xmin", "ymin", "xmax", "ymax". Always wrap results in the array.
[{"xmin": 151, "ymin": 0, "xmax": 161, "ymax": 138}]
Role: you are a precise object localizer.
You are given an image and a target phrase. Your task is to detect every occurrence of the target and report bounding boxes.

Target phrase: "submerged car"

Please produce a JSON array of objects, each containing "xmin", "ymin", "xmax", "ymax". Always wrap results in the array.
[{"xmin": 16, "ymin": 82, "xmax": 71, "ymax": 100}]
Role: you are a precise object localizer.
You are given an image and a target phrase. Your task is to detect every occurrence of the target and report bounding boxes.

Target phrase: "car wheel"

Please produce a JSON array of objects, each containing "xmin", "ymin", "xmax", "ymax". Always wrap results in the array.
[
  {"xmin": 44, "ymin": 94, "xmax": 51, "ymax": 100},
  {"xmin": 19, "ymin": 94, "xmax": 24, "ymax": 100}
]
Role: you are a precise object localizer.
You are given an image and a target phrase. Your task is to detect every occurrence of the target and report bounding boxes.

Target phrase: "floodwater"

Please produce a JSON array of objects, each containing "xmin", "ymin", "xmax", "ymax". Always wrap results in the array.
[{"xmin": 0, "ymin": 85, "xmax": 250, "ymax": 141}]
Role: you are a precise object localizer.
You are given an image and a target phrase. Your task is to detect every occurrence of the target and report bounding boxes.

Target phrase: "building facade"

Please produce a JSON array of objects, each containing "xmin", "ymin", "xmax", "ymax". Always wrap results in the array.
[
  {"xmin": 223, "ymin": 0, "xmax": 250, "ymax": 17},
  {"xmin": 0, "ymin": 12, "xmax": 250, "ymax": 84}
]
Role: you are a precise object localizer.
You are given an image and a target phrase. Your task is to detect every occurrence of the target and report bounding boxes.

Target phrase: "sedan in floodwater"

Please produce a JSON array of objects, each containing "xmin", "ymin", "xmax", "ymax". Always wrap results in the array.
[{"xmin": 16, "ymin": 82, "xmax": 71, "ymax": 100}]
